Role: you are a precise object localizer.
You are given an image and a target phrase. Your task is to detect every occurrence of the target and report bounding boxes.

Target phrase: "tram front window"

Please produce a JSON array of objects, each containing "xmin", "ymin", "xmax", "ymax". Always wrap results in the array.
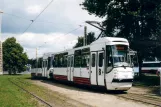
[{"xmin": 110, "ymin": 45, "xmax": 130, "ymax": 67}]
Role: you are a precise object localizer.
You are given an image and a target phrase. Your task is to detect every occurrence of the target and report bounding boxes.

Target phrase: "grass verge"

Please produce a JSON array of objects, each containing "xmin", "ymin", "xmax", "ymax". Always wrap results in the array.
[
  {"xmin": 133, "ymin": 74, "xmax": 160, "ymax": 95},
  {"xmin": 134, "ymin": 74, "xmax": 160, "ymax": 86},
  {"xmin": 0, "ymin": 75, "xmax": 40, "ymax": 107},
  {"xmin": 8, "ymin": 75, "xmax": 88, "ymax": 107}
]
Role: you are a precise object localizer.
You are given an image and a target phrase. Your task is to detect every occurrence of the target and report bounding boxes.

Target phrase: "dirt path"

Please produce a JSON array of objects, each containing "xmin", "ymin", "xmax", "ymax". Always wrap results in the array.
[{"xmin": 30, "ymin": 80, "xmax": 155, "ymax": 107}]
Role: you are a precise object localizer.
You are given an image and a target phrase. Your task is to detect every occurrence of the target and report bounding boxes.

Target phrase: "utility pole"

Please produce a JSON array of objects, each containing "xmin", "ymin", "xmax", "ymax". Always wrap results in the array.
[
  {"xmin": 84, "ymin": 26, "xmax": 87, "ymax": 46},
  {"xmin": 36, "ymin": 48, "xmax": 38, "ymax": 68},
  {"xmin": 0, "ymin": 11, "xmax": 3, "ymax": 75}
]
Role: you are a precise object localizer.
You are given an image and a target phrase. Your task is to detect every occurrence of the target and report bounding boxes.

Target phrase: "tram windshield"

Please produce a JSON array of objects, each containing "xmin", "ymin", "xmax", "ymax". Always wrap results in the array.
[{"xmin": 107, "ymin": 45, "xmax": 130, "ymax": 67}]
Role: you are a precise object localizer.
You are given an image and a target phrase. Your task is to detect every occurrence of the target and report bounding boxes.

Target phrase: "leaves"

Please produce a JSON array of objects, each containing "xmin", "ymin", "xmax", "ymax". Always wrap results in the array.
[
  {"xmin": 82, "ymin": 0, "xmax": 161, "ymax": 60},
  {"xmin": 3, "ymin": 37, "xmax": 28, "ymax": 74},
  {"xmin": 74, "ymin": 32, "xmax": 96, "ymax": 48}
]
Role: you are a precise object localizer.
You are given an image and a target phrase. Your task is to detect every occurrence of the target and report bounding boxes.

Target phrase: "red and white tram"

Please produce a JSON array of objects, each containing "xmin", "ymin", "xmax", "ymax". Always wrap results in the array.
[
  {"xmin": 31, "ymin": 37, "xmax": 134, "ymax": 91},
  {"xmin": 142, "ymin": 61, "xmax": 161, "ymax": 74}
]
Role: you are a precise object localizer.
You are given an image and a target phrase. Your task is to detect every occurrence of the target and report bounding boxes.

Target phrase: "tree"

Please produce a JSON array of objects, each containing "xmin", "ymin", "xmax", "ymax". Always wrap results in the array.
[
  {"xmin": 74, "ymin": 37, "xmax": 84, "ymax": 48},
  {"xmin": 74, "ymin": 32, "xmax": 96, "ymax": 48},
  {"xmin": 86, "ymin": 32, "xmax": 96, "ymax": 45},
  {"xmin": 3, "ymin": 37, "xmax": 28, "ymax": 74},
  {"xmin": 82, "ymin": 0, "xmax": 161, "ymax": 75}
]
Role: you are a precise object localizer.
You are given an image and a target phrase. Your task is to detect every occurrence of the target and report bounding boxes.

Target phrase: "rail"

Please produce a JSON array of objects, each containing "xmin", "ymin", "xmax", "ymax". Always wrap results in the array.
[
  {"xmin": 118, "ymin": 93, "xmax": 161, "ymax": 107},
  {"xmin": 8, "ymin": 78, "xmax": 53, "ymax": 107}
]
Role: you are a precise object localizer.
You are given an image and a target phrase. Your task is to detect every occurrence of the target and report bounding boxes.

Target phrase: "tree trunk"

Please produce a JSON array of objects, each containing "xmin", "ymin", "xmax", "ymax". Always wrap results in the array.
[{"xmin": 8, "ymin": 70, "xmax": 12, "ymax": 75}]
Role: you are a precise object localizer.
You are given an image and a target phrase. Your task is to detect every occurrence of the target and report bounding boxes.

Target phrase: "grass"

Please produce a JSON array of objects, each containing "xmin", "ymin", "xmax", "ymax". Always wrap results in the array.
[
  {"xmin": 0, "ymin": 75, "xmax": 39, "ymax": 107},
  {"xmin": 133, "ymin": 74, "xmax": 160, "ymax": 86},
  {"xmin": 1, "ymin": 74, "xmax": 159, "ymax": 107},
  {"xmin": 1, "ymin": 74, "xmax": 86, "ymax": 107},
  {"xmin": 133, "ymin": 74, "xmax": 161, "ymax": 95}
]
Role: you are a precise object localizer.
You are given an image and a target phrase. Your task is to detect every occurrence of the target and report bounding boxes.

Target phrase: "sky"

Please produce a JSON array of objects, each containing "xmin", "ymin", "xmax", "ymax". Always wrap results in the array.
[{"xmin": 0, "ymin": 0, "xmax": 103, "ymax": 58}]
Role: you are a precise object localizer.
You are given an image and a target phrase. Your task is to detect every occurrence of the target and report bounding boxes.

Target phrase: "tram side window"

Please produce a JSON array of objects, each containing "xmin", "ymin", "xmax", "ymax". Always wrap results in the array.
[
  {"xmin": 81, "ymin": 54, "xmax": 90, "ymax": 67},
  {"xmin": 74, "ymin": 50, "xmax": 81, "ymax": 67},
  {"xmin": 82, "ymin": 55, "xmax": 86, "ymax": 67},
  {"xmin": 59, "ymin": 55, "xmax": 63, "ymax": 67},
  {"xmin": 81, "ymin": 48, "xmax": 90, "ymax": 67},
  {"xmin": 63, "ymin": 55, "xmax": 67, "ymax": 67},
  {"xmin": 54, "ymin": 56, "xmax": 58, "ymax": 67},
  {"xmin": 92, "ymin": 54, "xmax": 95, "ymax": 67},
  {"xmin": 32, "ymin": 59, "xmax": 36, "ymax": 68},
  {"xmin": 57, "ymin": 55, "xmax": 60, "ymax": 67},
  {"xmin": 38, "ymin": 58, "xmax": 42, "ymax": 68},
  {"xmin": 74, "ymin": 56, "xmax": 81, "ymax": 67},
  {"xmin": 52, "ymin": 53, "xmax": 68, "ymax": 68},
  {"xmin": 47, "ymin": 57, "xmax": 51, "ymax": 69},
  {"xmin": 99, "ymin": 53, "xmax": 104, "ymax": 67},
  {"xmin": 106, "ymin": 46, "xmax": 112, "ymax": 67}
]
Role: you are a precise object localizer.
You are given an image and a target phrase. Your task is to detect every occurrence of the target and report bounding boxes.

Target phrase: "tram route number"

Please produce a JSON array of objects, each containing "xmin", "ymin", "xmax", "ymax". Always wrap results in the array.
[{"xmin": 99, "ymin": 69, "xmax": 101, "ymax": 75}]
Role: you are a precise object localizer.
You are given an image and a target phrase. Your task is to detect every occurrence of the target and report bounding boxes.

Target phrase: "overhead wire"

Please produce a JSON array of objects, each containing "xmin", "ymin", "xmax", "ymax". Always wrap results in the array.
[
  {"xmin": 33, "ymin": 0, "xmax": 54, "ymax": 23},
  {"xmin": 64, "ymin": 25, "xmax": 83, "ymax": 36},
  {"xmin": 2, "ymin": 0, "xmax": 102, "ymax": 58},
  {"xmin": 3, "ymin": 12, "xmax": 31, "ymax": 21},
  {"xmin": 22, "ymin": 0, "xmax": 54, "ymax": 34}
]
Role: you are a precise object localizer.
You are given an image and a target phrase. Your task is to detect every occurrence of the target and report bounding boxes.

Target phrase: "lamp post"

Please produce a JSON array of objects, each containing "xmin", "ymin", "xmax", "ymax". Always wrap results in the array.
[{"xmin": 0, "ymin": 11, "xmax": 3, "ymax": 75}]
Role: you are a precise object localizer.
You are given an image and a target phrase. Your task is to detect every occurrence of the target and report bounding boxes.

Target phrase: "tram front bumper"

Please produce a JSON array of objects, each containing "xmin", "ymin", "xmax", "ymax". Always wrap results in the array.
[{"xmin": 106, "ymin": 82, "xmax": 133, "ymax": 91}]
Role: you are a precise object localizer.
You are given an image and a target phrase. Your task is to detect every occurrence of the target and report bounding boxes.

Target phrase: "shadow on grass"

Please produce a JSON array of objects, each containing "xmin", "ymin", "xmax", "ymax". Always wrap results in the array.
[
  {"xmin": 133, "ymin": 74, "xmax": 160, "ymax": 96},
  {"xmin": 134, "ymin": 74, "xmax": 160, "ymax": 86}
]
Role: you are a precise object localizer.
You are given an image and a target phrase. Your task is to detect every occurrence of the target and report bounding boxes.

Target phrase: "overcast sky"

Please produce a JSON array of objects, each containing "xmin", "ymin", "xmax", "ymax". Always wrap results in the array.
[{"xmin": 0, "ymin": 0, "xmax": 103, "ymax": 58}]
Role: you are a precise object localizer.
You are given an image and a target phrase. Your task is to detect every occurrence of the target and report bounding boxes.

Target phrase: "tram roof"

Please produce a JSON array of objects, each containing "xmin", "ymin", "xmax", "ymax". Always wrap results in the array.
[
  {"xmin": 91, "ymin": 37, "xmax": 128, "ymax": 45},
  {"xmin": 43, "ymin": 37, "xmax": 129, "ymax": 57}
]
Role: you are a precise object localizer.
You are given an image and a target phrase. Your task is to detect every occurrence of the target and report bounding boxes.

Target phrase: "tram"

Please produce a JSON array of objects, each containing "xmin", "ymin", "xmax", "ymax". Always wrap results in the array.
[
  {"xmin": 142, "ymin": 61, "xmax": 161, "ymax": 74},
  {"xmin": 31, "ymin": 37, "xmax": 134, "ymax": 91}
]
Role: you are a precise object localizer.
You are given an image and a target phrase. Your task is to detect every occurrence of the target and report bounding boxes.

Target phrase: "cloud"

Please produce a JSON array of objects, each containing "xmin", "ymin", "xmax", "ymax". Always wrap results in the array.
[
  {"xmin": 26, "ymin": 5, "xmax": 42, "ymax": 14},
  {"xmin": 2, "ymin": 0, "xmax": 103, "ymax": 34},
  {"xmin": 1, "ymin": 0, "xmax": 104, "ymax": 59},
  {"xmin": 2, "ymin": 32, "xmax": 80, "ymax": 59}
]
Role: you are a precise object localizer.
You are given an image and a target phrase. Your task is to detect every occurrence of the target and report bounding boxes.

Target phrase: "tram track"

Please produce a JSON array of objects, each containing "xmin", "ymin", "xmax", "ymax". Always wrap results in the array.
[
  {"xmin": 117, "ymin": 92, "xmax": 161, "ymax": 106},
  {"xmin": 8, "ymin": 78, "xmax": 90, "ymax": 107},
  {"xmin": 38, "ymin": 79, "xmax": 161, "ymax": 107},
  {"xmin": 9, "ymin": 77, "xmax": 161, "ymax": 107},
  {"xmin": 8, "ymin": 78, "xmax": 53, "ymax": 107}
]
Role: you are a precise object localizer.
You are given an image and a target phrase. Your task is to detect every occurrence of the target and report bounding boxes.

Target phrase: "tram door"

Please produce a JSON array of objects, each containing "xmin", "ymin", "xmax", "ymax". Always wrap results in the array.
[
  {"xmin": 43, "ymin": 60, "xmax": 47, "ymax": 77},
  {"xmin": 90, "ymin": 52, "xmax": 97, "ymax": 85},
  {"xmin": 90, "ymin": 51, "xmax": 105, "ymax": 86},
  {"xmin": 67, "ymin": 55, "xmax": 74, "ymax": 81},
  {"xmin": 97, "ymin": 51, "xmax": 105, "ymax": 86}
]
